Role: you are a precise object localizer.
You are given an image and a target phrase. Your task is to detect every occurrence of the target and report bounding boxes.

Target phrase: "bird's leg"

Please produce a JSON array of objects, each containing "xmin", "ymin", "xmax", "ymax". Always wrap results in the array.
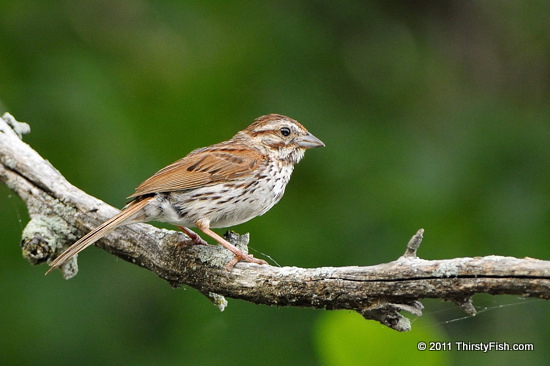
[
  {"xmin": 195, "ymin": 219, "xmax": 267, "ymax": 271},
  {"xmin": 176, "ymin": 226, "xmax": 208, "ymax": 246}
]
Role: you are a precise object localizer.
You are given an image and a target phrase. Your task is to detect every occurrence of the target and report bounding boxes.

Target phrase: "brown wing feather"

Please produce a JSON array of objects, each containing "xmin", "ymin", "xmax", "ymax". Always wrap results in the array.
[{"xmin": 129, "ymin": 144, "xmax": 265, "ymax": 198}]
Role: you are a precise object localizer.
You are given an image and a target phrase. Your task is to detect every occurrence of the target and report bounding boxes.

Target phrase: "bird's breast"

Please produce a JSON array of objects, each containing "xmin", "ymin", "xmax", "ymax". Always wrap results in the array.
[{"xmin": 153, "ymin": 161, "xmax": 295, "ymax": 228}]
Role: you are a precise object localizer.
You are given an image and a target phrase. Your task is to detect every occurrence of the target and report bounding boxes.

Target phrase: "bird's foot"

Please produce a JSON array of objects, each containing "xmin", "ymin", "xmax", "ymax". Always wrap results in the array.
[
  {"xmin": 224, "ymin": 252, "xmax": 267, "ymax": 271},
  {"xmin": 176, "ymin": 226, "xmax": 209, "ymax": 246}
]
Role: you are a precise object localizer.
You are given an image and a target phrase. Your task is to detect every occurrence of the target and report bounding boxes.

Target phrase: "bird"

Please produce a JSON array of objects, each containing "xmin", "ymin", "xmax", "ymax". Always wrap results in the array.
[{"xmin": 46, "ymin": 114, "xmax": 324, "ymax": 273}]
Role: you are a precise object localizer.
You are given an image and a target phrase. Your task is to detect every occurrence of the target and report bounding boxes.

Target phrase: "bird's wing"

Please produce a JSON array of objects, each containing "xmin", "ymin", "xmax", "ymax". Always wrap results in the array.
[{"xmin": 128, "ymin": 144, "xmax": 265, "ymax": 198}]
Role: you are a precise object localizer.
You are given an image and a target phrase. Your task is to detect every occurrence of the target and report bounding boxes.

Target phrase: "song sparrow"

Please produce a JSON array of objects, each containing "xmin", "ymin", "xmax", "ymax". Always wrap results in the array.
[{"xmin": 46, "ymin": 114, "xmax": 324, "ymax": 273}]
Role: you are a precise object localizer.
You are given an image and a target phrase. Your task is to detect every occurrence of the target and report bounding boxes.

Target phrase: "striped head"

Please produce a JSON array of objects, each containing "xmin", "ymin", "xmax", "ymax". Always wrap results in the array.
[{"xmin": 235, "ymin": 114, "xmax": 324, "ymax": 163}]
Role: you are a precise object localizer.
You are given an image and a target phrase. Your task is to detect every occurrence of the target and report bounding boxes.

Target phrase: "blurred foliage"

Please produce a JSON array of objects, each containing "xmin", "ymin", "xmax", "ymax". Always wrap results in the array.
[
  {"xmin": 1, "ymin": 1, "xmax": 549, "ymax": 365},
  {"xmin": 315, "ymin": 311, "xmax": 449, "ymax": 366}
]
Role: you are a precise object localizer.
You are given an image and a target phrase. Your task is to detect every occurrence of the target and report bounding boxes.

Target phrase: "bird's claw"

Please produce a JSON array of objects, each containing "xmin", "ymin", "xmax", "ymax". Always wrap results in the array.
[{"xmin": 224, "ymin": 253, "xmax": 267, "ymax": 271}]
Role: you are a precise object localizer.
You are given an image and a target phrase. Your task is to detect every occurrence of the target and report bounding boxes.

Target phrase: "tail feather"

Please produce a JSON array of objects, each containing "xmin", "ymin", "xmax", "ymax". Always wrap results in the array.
[{"xmin": 46, "ymin": 197, "xmax": 153, "ymax": 275}]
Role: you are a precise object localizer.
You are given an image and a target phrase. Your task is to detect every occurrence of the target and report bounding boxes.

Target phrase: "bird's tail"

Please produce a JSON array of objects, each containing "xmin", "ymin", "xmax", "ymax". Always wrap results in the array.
[{"xmin": 46, "ymin": 196, "xmax": 153, "ymax": 275}]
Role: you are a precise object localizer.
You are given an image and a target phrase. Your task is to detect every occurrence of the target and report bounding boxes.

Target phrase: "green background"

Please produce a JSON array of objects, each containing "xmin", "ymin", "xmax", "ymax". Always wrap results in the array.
[{"xmin": 1, "ymin": 1, "xmax": 549, "ymax": 365}]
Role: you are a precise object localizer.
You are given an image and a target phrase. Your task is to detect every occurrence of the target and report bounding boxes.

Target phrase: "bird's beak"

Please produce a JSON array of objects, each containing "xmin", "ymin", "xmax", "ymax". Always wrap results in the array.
[{"xmin": 297, "ymin": 132, "xmax": 325, "ymax": 149}]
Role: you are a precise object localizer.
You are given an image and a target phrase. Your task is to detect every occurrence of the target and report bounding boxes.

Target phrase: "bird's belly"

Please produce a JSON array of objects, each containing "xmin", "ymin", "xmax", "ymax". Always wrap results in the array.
[{"xmin": 151, "ymin": 165, "xmax": 293, "ymax": 228}]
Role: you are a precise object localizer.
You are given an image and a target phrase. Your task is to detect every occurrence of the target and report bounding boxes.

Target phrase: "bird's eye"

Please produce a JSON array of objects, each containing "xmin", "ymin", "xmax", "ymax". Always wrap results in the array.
[{"xmin": 280, "ymin": 127, "xmax": 291, "ymax": 136}]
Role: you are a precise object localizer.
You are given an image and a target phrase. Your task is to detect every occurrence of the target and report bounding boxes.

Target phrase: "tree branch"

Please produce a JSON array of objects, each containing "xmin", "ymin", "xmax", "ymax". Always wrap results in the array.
[{"xmin": 2, "ymin": 113, "xmax": 549, "ymax": 332}]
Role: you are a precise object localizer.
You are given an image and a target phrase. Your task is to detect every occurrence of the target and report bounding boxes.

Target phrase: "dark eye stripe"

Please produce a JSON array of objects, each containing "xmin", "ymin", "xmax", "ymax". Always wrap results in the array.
[{"xmin": 249, "ymin": 129, "xmax": 282, "ymax": 138}]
